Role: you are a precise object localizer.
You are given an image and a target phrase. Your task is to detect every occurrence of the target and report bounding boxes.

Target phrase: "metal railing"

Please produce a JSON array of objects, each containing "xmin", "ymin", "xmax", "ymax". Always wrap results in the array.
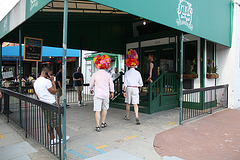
[
  {"xmin": 0, "ymin": 87, "xmax": 64, "ymax": 159},
  {"xmin": 150, "ymin": 73, "xmax": 178, "ymax": 101},
  {"xmin": 4, "ymin": 84, "xmax": 94, "ymax": 104},
  {"xmin": 112, "ymin": 74, "xmax": 123, "ymax": 100},
  {"xmin": 181, "ymin": 84, "xmax": 228, "ymax": 122}
]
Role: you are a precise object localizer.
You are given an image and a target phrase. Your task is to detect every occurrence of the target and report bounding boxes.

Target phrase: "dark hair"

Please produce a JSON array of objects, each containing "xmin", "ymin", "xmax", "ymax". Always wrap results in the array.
[{"xmin": 149, "ymin": 54, "xmax": 156, "ymax": 60}]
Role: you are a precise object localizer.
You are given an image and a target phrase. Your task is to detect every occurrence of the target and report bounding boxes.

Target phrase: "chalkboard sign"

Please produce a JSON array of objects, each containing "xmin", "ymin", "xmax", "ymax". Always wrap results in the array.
[{"xmin": 24, "ymin": 37, "xmax": 43, "ymax": 62}]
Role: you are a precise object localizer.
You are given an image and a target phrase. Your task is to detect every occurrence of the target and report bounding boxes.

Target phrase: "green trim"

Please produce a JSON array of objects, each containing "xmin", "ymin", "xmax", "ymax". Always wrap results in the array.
[
  {"xmin": 179, "ymin": 33, "xmax": 183, "ymax": 125},
  {"xmin": 0, "ymin": 14, "xmax": 10, "ymax": 40},
  {"xmin": 200, "ymin": 38, "xmax": 205, "ymax": 88},
  {"xmin": 26, "ymin": 0, "xmax": 52, "ymax": 19}
]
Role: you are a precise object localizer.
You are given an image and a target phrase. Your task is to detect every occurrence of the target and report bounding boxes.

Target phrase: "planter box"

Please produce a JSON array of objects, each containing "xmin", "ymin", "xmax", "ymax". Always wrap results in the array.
[
  {"xmin": 206, "ymin": 74, "xmax": 219, "ymax": 79},
  {"xmin": 179, "ymin": 74, "xmax": 198, "ymax": 79}
]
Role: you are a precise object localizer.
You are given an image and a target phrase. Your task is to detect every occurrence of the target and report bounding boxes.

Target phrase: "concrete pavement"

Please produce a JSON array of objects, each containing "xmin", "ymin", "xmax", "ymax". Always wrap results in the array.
[
  {"xmin": 2, "ymin": 101, "xmax": 237, "ymax": 160},
  {"xmin": 65, "ymin": 102, "xmax": 179, "ymax": 160},
  {"xmin": 0, "ymin": 115, "xmax": 57, "ymax": 160}
]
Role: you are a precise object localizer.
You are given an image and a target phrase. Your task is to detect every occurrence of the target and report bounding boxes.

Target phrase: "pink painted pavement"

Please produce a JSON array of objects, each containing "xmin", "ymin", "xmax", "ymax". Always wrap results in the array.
[{"xmin": 154, "ymin": 109, "xmax": 240, "ymax": 160}]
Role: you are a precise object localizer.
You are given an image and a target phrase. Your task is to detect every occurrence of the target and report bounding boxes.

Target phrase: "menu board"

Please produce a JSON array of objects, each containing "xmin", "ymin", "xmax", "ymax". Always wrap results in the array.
[{"xmin": 24, "ymin": 37, "xmax": 43, "ymax": 61}]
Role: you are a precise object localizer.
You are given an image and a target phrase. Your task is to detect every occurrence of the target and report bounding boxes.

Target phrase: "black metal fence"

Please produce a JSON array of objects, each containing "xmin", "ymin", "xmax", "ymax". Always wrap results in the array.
[
  {"xmin": 182, "ymin": 84, "xmax": 228, "ymax": 122},
  {"xmin": 4, "ymin": 84, "xmax": 94, "ymax": 104},
  {"xmin": 0, "ymin": 88, "xmax": 64, "ymax": 159}
]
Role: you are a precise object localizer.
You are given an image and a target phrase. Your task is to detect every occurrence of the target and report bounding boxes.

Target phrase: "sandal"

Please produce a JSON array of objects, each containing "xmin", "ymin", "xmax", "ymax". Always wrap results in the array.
[
  {"xmin": 101, "ymin": 123, "xmax": 107, "ymax": 128},
  {"xmin": 95, "ymin": 126, "xmax": 101, "ymax": 132},
  {"xmin": 124, "ymin": 116, "xmax": 130, "ymax": 120},
  {"xmin": 136, "ymin": 118, "xmax": 140, "ymax": 125}
]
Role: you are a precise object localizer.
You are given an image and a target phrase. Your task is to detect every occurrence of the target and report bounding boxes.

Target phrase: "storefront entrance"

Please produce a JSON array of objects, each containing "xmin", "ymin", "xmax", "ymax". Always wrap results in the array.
[{"xmin": 141, "ymin": 43, "xmax": 177, "ymax": 82}]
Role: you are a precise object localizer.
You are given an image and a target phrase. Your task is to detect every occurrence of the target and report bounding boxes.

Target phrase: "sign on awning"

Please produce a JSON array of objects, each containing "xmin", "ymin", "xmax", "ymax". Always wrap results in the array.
[{"xmin": 24, "ymin": 37, "xmax": 43, "ymax": 62}]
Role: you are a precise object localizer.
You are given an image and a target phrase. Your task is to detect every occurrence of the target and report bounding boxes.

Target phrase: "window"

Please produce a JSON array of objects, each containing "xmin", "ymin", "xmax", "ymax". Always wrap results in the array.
[{"xmin": 183, "ymin": 41, "xmax": 197, "ymax": 74}]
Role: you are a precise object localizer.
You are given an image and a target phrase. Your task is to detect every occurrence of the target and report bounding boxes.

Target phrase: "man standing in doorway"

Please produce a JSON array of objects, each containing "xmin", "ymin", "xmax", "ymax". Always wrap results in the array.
[
  {"xmin": 123, "ymin": 49, "xmax": 143, "ymax": 125},
  {"xmin": 56, "ymin": 65, "xmax": 62, "ymax": 106},
  {"xmin": 73, "ymin": 67, "xmax": 84, "ymax": 106}
]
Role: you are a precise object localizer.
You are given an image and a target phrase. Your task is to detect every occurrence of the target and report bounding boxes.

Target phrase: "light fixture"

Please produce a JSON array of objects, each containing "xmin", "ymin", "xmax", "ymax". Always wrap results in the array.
[{"xmin": 143, "ymin": 21, "xmax": 147, "ymax": 25}]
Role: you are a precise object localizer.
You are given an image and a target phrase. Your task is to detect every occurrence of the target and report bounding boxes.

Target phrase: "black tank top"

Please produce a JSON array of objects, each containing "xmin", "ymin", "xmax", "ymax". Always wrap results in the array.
[{"xmin": 151, "ymin": 61, "xmax": 158, "ymax": 81}]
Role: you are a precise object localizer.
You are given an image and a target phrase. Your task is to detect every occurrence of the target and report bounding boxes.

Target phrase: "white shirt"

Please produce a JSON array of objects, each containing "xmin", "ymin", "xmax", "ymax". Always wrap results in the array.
[
  {"xmin": 124, "ymin": 68, "xmax": 143, "ymax": 87},
  {"xmin": 34, "ymin": 77, "xmax": 56, "ymax": 104}
]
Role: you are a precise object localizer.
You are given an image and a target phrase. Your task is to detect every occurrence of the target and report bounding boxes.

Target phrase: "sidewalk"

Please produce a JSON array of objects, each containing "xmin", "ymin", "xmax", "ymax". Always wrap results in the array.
[
  {"xmin": 154, "ymin": 108, "xmax": 240, "ymax": 160},
  {"xmin": 0, "ymin": 115, "xmax": 57, "ymax": 160},
  {"xmin": 65, "ymin": 102, "xmax": 179, "ymax": 160},
  {"xmin": 1, "ymin": 102, "xmax": 238, "ymax": 160},
  {"xmin": 0, "ymin": 102, "xmax": 180, "ymax": 160}
]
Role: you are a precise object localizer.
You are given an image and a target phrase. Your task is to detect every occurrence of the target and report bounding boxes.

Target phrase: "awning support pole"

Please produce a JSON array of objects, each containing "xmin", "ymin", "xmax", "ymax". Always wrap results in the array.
[
  {"xmin": 0, "ymin": 41, "xmax": 2, "ymax": 112},
  {"xmin": 62, "ymin": 0, "xmax": 68, "ymax": 159},
  {"xmin": 19, "ymin": 28, "xmax": 22, "ymax": 127},
  {"xmin": 0, "ymin": 41, "xmax": 2, "ymax": 87},
  {"xmin": 179, "ymin": 32, "xmax": 183, "ymax": 125}
]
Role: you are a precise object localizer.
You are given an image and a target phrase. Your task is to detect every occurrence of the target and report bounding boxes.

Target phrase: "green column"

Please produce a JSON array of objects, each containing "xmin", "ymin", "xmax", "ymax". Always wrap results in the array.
[
  {"xmin": 200, "ymin": 38, "xmax": 206, "ymax": 109},
  {"xmin": 0, "ymin": 42, "xmax": 2, "ymax": 112},
  {"xmin": 19, "ymin": 28, "xmax": 22, "ymax": 93},
  {"xmin": 200, "ymin": 38, "xmax": 205, "ymax": 88},
  {"xmin": 19, "ymin": 28, "xmax": 22, "ymax": 127},
  {"xmin": 62, "ymin": 0, "xmax": 68, "ymax": 159},
  {"xmin": 0, "ymin": 41, "xmax": 2, "ymax": 87},
  {"xmin": 179, "ymin": 33, "xmax": 183, "ymax": 125}
]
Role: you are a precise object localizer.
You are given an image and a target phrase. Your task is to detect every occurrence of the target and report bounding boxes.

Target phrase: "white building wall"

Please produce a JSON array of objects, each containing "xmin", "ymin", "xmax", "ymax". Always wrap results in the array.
[{"xmin": 217, "ymin": 1, "xmax": 240, "ymax": 108}]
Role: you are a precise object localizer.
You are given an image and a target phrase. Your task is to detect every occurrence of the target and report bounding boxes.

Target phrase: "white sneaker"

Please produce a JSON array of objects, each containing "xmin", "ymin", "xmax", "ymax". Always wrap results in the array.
[
  {"xmin": 50, "ymin": 138, "xmax": 59, "ymax": 145},
  {"xmin": 61, "ymin": 136, "xmax": 70, "ymax": 143},
  {"xmin": 78, "ymin": 101, "xmax": 81, "ymax": 107}
]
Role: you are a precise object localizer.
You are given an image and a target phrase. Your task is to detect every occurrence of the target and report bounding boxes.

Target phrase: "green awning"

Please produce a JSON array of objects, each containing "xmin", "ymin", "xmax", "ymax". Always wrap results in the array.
[
  {"xmin": 90, "ymin": 0, "xmax": 232, "ymax": 47},
  {"xmin": 0, "ymin": 0, "xmax": 233, "ymax": 47}
]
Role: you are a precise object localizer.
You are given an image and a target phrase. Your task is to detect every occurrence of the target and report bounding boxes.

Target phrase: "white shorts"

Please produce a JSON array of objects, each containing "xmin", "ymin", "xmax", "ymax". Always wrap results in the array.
[
  {"xmin": 94, "ymin": 96, "xmax": 109, "ymax": 111},
  {"xmin": 125, "ymin": 87, "xmax": 139, "ymax": 104}
]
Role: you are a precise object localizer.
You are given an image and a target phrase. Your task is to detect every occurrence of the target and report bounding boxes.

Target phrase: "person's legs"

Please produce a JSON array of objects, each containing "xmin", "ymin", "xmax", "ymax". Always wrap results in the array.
[
  {"xmin": 57, "ymin": 97, "xmax": 60, "ymax": 106},
  {"xmin": 79, "ymin": 86, "xmax": 84, "ymax": 105},
  {"xmin": 56, "ymin": 88, "xmax": 62, "ymax": 106},
  {"xmin": 77, "ymin": 89, "xmax": 81, "ymax": 101},
  {"xmin": 55, "ymin": 126, "xmax": 63, "ymax": 139},
  {"xmin": 48, "ymin": 126, "xmax": 54, "ymax": 140},
  {"xmin": 133, "ymin": 104, "xmax": 139, "ymax": 118},
  {"xmin": 95, "ymin": 111, "xmax": 101, "ymax": 127},
  {"xmin": 101, "ymin": 110, "xmax": 107, "ymax": 124},
  {"xmin": 126, "ymin": 103, "xmax": 130, "ymax": 119}
]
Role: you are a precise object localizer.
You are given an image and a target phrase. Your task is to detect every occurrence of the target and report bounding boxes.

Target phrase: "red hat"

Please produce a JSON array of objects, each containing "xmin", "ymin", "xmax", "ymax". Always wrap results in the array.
[
  {"xmin": 93, "ymin": 55, "xmax": 111, "ymax": 69},
  {"xmin": 126, "ymin": 49, "xmax": 139, "ymax": 67}
]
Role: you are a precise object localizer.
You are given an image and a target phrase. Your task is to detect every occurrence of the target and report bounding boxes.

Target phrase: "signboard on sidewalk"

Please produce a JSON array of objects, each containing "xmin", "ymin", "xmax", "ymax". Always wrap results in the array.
[{"xmin": 24, "ymin": 37, "xmax": 43, "ymax": 62}]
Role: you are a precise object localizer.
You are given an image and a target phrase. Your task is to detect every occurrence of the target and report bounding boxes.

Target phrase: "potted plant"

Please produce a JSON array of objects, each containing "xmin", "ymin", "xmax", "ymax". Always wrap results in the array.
[
  {"xmin": 206, "ymin": 59, "xmax": 219, "ymax": 79},
  {"xmin": 182, "ymin": 58, "xmax": 198, "ymax": 79}
]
